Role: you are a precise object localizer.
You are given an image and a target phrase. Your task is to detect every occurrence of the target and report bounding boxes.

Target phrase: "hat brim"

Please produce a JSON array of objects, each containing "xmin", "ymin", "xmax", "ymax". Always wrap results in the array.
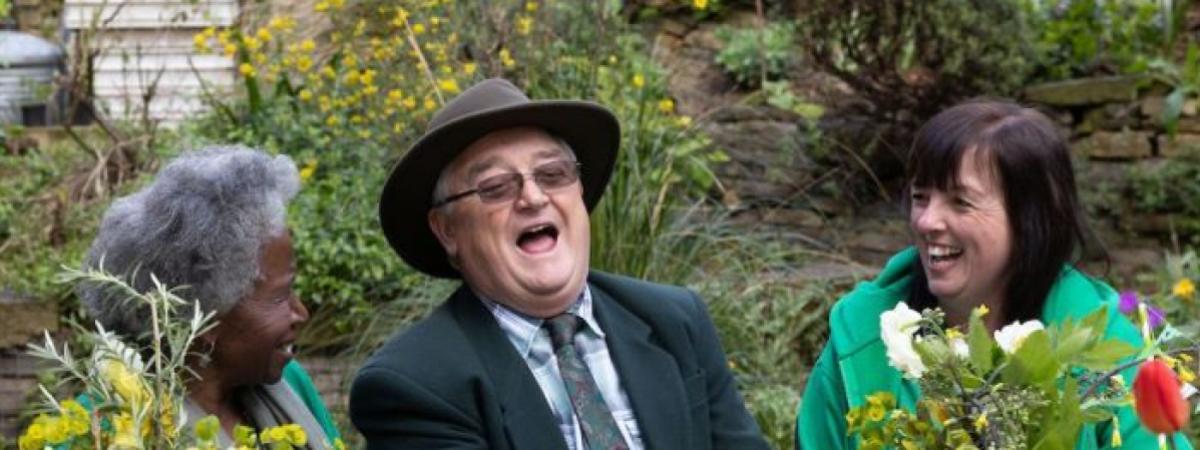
[{"xmin": 379, "ymin": 100, "xmax": 620, "ymax": 278}]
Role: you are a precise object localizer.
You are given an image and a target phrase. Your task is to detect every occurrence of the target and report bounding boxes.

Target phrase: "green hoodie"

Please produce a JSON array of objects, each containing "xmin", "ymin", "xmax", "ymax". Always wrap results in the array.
[{"xmin": 795, "ymin": 247, "xmax": 1191, "ymax": 450}]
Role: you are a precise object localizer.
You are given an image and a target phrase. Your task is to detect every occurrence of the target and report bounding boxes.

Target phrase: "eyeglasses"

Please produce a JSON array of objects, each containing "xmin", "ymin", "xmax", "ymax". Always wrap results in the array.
[{"xmin": 433, "ymin": 160, "xmax": 582, "ymax": 207}]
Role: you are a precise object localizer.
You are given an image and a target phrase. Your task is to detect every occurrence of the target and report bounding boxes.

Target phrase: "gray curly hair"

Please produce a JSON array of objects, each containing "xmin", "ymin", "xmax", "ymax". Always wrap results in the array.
[{"xmin": 79, "ymin": 146, "xmax": 300, "ymax": 337}]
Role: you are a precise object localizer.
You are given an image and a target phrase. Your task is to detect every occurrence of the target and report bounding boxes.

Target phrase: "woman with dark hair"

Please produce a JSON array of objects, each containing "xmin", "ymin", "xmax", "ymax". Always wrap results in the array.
[
  {"xmin": 78, "ymin": 146, "xmax": 340, "ymax": 448},
  {"xmin": 795, "ymin": 100, "xmax": 1191, "ymax": 449}
]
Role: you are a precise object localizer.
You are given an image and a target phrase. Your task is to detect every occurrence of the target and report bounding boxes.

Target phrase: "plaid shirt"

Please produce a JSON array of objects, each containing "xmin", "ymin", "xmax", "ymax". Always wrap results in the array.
[{"xmin": 480, "ymin": 286, "xmax": 643, "ymax": 450}]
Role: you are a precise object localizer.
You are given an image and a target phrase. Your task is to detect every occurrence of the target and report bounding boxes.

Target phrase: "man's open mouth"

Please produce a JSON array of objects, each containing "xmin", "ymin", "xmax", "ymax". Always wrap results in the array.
[{"xmin": 517, "ymin": 223, "xmax": 559, "ymax": 254}]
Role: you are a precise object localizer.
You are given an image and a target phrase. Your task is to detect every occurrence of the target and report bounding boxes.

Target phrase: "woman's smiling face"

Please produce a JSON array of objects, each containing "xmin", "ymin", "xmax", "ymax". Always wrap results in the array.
[{"xmin": 909, "ymin": 150, "xmax": 1014, "ymax": 310}]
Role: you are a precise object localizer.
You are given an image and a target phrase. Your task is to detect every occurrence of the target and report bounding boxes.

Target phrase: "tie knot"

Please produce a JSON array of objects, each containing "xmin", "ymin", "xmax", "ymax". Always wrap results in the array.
[{"xmin": 545, "ymin": 313, "xmax": 580, "ymax": 349}]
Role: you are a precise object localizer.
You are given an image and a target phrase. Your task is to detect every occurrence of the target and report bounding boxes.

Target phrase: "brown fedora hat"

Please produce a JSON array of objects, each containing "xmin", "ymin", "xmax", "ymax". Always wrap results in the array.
[{"xmin": 379, "ymin": 78, "xmax": 620, "ymax": 278}]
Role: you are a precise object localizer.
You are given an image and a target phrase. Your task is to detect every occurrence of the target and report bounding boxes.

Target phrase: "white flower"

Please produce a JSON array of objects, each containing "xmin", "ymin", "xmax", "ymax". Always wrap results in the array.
[
  {"xmin": 993, "ymin": 320, "xmax": 1044, "ymax": 354},
  {"xmin": 880, "ymin": 302, "xmax": 926, "ymax": 379},
  {"xmin": 951, "ymin": 337, "xmax": 970, "ymax": 359}
]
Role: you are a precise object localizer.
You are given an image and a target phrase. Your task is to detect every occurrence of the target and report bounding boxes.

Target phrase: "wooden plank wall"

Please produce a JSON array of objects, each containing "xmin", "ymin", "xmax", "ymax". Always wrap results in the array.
[{"xmin": 62, "ymin": 0, "xmax": 238, "ymax": 125}]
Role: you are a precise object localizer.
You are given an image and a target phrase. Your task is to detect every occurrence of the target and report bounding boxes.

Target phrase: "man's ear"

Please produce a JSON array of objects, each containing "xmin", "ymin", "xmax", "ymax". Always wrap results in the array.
[{"xmin": 428, "ymin": 208, "xmax": 458, "ymax": 258}]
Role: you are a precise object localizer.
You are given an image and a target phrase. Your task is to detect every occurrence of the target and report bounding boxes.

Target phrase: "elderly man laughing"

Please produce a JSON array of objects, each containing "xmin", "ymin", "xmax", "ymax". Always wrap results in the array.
[{"xmin": 349, "ymin": 78, "xmax": 768, "ymax": 450}]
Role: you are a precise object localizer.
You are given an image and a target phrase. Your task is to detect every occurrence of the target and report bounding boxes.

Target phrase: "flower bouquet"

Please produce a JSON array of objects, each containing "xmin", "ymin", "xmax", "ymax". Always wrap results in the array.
[
  {"xmin": 849, "ymin": 300, "xmax": 1194, "ymax": 450},
  {"xmin": 17, "ymin": 266, "xmax": 324, "ymax": 450}
]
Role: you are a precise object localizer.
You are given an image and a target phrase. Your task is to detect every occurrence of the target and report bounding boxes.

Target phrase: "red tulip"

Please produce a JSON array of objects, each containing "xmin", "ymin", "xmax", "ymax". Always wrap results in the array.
[{"xmin": 1133, "ymin": 358, "xmax": 1191, "ymax": 434}]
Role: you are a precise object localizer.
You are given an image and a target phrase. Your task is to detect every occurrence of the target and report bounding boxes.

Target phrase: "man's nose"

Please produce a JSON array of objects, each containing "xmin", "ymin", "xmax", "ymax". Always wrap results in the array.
[{"xmin": 515, "ymin": 175, "xmax": 549, "ymax": 209}]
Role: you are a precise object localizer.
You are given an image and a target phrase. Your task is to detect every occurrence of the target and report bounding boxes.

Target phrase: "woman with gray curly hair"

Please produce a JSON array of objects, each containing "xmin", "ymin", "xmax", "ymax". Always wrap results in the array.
[{"xmin": 79, "ymin": 146, "xmax": 340, "ymax": 448}]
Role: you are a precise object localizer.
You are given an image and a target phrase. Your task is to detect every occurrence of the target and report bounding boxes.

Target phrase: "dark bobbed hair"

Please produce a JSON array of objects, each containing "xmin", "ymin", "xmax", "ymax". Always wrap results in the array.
[{"xmin": 904, "ymin": 99, "xmax": 1103, "ymax": 324}]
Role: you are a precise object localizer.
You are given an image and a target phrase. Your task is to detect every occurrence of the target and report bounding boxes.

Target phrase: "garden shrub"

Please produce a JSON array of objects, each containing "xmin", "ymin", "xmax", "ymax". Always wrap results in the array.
[
  {"xmin": 796, "ymin": 0, "xmax": 1035, "ymax": 127},
  {"xmin": 714, "ymin": 21, "xmax": 797, "ymax": 88},
  {"xmin": 1025, "ymin": 0, "xmax": 1184, "ymax": 81},
  {"xmin": 1128, "ymin": 148, "xmax": 1200, "ymax": 243}
]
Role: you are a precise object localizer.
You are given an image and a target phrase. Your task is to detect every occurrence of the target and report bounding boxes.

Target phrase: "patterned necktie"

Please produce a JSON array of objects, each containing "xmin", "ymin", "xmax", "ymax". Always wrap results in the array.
[{"xmin": 545, "ymin": 314, "xmax": 630, "ymax": 450}]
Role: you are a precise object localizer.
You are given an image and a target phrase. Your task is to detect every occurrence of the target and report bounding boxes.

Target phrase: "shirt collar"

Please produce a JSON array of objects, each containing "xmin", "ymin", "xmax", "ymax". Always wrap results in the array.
[{"xmin": 477, "ymin": 285, "xmax": 604, "ymax": 358}]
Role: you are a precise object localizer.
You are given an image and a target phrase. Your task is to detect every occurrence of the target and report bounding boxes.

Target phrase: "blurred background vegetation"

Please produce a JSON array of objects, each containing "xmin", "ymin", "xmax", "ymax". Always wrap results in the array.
[{"xmin": 4, "ymin": 0, "xmax": 1200, "ymax": 448}]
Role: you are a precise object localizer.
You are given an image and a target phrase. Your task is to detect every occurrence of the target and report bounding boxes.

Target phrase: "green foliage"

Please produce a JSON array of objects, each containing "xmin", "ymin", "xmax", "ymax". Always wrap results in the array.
[
  {"xmin": 1127, "ymin": 148, "xmax": 1200, "ymax": 242},
  {"xmin": 797, "ymin": 0, "xmax": 1035, "ymax": 124},
  {"xmin": 714, "ymin": 21, "xmax": 797, "ymax": 88},
  {"xmin": 699, "ymin": 244, "xmax": 847, "ymax": 449},
  {"xmin": 0, "ymin": 137, "xmax": 145, "ymax": 302},
  {"xmin": 1026, "ymin": 0, "xmax": 1182, "ymax": 80}
]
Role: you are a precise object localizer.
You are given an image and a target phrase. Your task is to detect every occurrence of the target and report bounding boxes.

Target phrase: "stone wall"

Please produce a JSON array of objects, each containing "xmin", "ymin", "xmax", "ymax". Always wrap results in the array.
[{"xmin": 1025, "ymin": 75, "xmax": 1199, "ymax": 239}]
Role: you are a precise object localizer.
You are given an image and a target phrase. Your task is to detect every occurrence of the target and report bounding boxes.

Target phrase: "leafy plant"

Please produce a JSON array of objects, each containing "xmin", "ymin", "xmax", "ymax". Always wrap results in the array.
[
  {"xmin": 860, "ymin": 304, "xmax": 1140, "ymax": 449},
  {"xmin": 796, "ymin": 0, "xmax": 1035, "ymax": 127},
  {"xmin": 1026, "ymin": 0, "xmax": 1183, "ymax": 81},
  {"xmin": 1127, "ymin": 148, "xmax": 1200, "ymax": 242},
  {"xmin": 715, "ymin": 21, "xmax": 797, "ymax": 88}
]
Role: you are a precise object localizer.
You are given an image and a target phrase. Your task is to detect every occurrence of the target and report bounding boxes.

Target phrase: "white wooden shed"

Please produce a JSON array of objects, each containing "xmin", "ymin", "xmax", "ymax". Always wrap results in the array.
[{"xmin": 63, "ymin": 0, "xmax": 238, "ymax": 125}]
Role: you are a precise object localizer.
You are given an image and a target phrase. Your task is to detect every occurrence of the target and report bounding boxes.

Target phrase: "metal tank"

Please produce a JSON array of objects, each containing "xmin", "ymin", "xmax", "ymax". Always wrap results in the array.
[{"xmin": 0, "ymin": 30, "xmax": 63, "ymax": 125}]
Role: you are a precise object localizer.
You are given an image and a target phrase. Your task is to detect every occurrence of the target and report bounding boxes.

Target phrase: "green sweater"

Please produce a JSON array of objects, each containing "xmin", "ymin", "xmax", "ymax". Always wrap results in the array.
[
  {"xmin": 795, "ymin": 247, "xmax": 1191, "ymax": 450},
  {"xmin": 281, "ymin": 360, "xmax": 342, "ymax": 442}
]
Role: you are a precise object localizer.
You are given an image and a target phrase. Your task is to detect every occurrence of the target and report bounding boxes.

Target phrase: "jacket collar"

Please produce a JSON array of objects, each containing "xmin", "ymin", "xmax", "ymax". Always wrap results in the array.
[
  {"xmin": 591, "ymin": 281, "xmax": 690, "ymax": 450},
  {"xmin": 449, "ymin": 286, "xmax": 568, "ymax": 450}
]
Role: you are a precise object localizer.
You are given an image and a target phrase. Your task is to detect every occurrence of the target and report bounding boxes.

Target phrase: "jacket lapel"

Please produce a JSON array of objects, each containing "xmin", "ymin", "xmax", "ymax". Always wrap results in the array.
[
  {"xmin": 449, "ymin": 288, "xmax": 568, "ymax": 450},
  {"xmin": 591, "ymin": 285, "xmax": 689, "ymax": 450}
]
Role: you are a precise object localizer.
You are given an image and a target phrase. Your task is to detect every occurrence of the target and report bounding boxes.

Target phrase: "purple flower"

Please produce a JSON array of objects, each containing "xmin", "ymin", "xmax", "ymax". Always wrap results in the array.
[
  {"xmin": 1148, "ymin": 305, "xmax": 1166, "ymax": 329},
  {"xmin": 1119, "ymin": 291, "xmax": 1140, "ymax": 314}
]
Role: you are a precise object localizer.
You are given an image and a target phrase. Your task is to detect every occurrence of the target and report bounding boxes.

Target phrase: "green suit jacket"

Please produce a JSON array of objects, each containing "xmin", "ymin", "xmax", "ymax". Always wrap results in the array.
[
  {"xmin": 349, "ymin": 270, "xmax": 769, "ymax": 450},
  {"xmin": 796, "ymin": 247, "xmax": 1192, "ymax": 450}
]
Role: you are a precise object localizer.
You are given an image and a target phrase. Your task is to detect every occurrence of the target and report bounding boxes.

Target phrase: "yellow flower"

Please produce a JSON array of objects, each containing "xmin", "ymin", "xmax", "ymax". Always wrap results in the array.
[
  {"xmin": 974, "ymin": 412, "xmax": 988, "ymax": 432},
  {"xmin": 693, "ymin": 0, "xmax": 709, "ymax": 10},
  {"xmin": 866, "ymin": 404, "xmax": 885, "ymax": 422},
  {"xmin": 298, "ymin": 89, "xmax": 313, "ymax": 101},
  {"xmin": 345, "ymin": 70, "xmax": 360, "ymax": 86},
  {"xmin": 412, "ymin": 23, "xmax": 427, "ymax": 35},
  {"xmin": 315, "ymin": 1, "xmax": 329, "ymax": 12},
  {"xmin": 1180, "ymin": 366, "xmax": 1196, "ymax": 383},
  {"xmin": 111, "ymin": 412, "xmax": 140, "ymax": 448},
  {"xmin": 464, "ymin": 62, "xmax": 478, "ymax": 75},
  {"xmin": 403, "ymin": 97, "xmax": 417, "ymax": 110},
  {"xmin": 439, "ymin": 79, "xmax": 461, "ymax": 94},
  {"xmin": 300, "ymin": 39, "xmax": 316, "ymax": 53},
  {"xmin": 193, "ymin": 33, "xmax": 209, "ymax": 53},
  {"xmin": 61, "ymin": 400, "xmax": 90, "ymax": 436},
  {"xmin": 224, "ymin": 43, "xmax": 238, "ymax": 56},
  {"xmin": 387, "ymin": 89, "xmax": 404, "ymax": 104},
  {"xmin": 242, "ymin": 36, "xmax": 261, "ymax": 51},
  {"xmin": 676, "ymin": 115, "xmax": 693, "ymax": 127},
  {"xmin": 285, "ymin": 424, "xmax": 307, "ymax": 445},
  {"xmin": 19, "ymin": 417, "xmax": 47, "ymax": 450},
  {"xmin": 525, "ymin": 1, "xmax": 539, "ymax": 12},
  {"xmin": 296, "ymin": 55, "xmax": 313, "ymax": 72},
  {"xmin": 239, "ymin": 63, "xmax": 255, "ymax": 78},
  {"xmin": 658, "ymin": 98, "xmax": 675, "ymax": 114},
  {"xmin": 516, "ymin": 16, "xmax": 533, "ymax": 35},
  {"xmin": 499, "ymin": 48, "xmax": 515, "ymax": 68},
  {"xmin": 329, "ymin": 0, "xmax": 345, "ymax": 9},
  {"xmin": 361, "ymin": 69, "xmax": 377, "ymax": 86},
  {"xmin": 326, "ymin": 115, "xmax": 341, "ymax": 127},
  {"xmin": 424, "ymin": 97, "xmax": 437, "ymax": 111},
  {"xmin": 1174, "ymin": 278, "xmax": 1195, "ymax": 300},
  {"xmin": 298, "ymin": 159, "xmax": 317, "ymax": 183},
  {"xmin": 256, "ymin": 28, "xmax": 272, "ymax": 42},
  {"xmin": 632, "ymin": 73, "xmax": 645, "ymax": 88},
  {"xmin": 103, "ymin": 359, "xmax": 148, "ymax": 406},
  {"xmin": 976, "ymin": 304, "xmax": 990, "ymax": 317}
]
